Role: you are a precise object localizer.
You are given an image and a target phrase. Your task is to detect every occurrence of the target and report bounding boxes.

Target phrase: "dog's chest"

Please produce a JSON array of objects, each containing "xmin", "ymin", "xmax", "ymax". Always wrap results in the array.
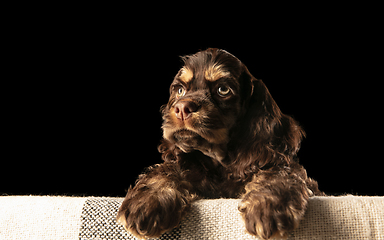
[{"xmin": 179, "ymin": 151, "xmax": 244, "ymax": 198}]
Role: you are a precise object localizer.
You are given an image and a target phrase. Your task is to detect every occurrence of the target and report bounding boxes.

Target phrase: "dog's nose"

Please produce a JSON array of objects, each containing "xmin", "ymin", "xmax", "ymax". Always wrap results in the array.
[{"xmin": 174, "ymin": 101, "xmax": 197, "ymax": 121}]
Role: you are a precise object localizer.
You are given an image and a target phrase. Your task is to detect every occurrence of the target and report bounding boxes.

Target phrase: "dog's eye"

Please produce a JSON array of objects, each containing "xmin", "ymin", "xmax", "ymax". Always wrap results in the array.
[
  {"xmin": 176, "ymin": 87, "xmax": 186, "ymax": 98},
  {"xmin": 217, "ymin": 86, "xmax": 231, "ymax": 97}
]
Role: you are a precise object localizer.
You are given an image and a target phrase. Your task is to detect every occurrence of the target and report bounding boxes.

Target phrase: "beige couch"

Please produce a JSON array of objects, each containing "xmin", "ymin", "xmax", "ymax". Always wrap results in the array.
[{"xmin": 0, "ymin": 195, "xmax": 383, "ymax": 239}]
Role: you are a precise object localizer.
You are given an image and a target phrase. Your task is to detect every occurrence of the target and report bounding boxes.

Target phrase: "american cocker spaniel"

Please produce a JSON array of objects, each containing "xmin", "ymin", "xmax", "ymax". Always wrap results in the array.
[{"xmin": 117, "ymin": 48, "xmax": 324, "ymax": 239}]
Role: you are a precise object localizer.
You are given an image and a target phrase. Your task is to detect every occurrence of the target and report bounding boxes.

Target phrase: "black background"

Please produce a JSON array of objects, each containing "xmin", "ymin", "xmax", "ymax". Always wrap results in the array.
[{"xmin": 2, "ymin": 11, "xmax": 381, "ymax": 197}]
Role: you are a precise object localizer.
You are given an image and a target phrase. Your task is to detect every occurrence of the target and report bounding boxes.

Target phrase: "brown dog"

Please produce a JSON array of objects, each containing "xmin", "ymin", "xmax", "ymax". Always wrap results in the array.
[{"xmin": 117, "ymin": 48, "xmax": 324, "ymax": 239}]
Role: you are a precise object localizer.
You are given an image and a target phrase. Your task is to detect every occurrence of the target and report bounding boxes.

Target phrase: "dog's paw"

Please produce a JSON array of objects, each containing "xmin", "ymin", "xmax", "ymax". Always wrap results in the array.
[
  {"xmin": 117, "ymin": 187, "xmax": 190, "ymax": 239},
  {"xmin": 239, "ymin": 191, "xmax": 306, "ymax": 239}
]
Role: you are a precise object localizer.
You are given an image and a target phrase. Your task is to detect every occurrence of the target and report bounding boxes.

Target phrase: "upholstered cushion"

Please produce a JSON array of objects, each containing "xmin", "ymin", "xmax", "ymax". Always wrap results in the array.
[{"xmin": 0, "ymin": 195, "xmax": 383, "ymax": 239}]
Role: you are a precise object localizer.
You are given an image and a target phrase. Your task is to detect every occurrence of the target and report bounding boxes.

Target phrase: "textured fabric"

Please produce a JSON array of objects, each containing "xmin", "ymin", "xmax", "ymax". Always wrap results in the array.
[
  {"xmin": 1, "ymin": 195, "xmax": 383, "ymax": 239},
  {"xmin": 290, "ymin": 195, "xmax": 384, "ymax": 240},
  {"xmin": 0, "ymin": 195, "xmax": 86, "ymax": 240},
  {"xmin": 79, "ymin": 197, "xmax": 181, "ymax": 239},
  {"xmin": 179, "ymin": 199, "xmax": 257, "ymax": 239}
]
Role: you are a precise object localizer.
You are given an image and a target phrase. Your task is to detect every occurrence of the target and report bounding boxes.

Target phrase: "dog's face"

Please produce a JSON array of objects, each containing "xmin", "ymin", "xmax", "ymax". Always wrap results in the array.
[{"xmin": 161, "ymin": 49, "xmax": 252, "ymax": 157}]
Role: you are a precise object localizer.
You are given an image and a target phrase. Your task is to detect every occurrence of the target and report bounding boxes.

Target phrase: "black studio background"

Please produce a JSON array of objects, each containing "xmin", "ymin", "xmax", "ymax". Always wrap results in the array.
[{"xmin": 3, "ymin": 10, "xmax": 381, "ymax": 197}]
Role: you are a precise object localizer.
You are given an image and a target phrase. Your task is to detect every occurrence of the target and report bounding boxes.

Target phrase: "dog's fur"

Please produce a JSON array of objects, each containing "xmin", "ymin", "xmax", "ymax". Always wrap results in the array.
[{"xmin": 117, "ymin": 48, "xmax": 324, "ymax": 239}]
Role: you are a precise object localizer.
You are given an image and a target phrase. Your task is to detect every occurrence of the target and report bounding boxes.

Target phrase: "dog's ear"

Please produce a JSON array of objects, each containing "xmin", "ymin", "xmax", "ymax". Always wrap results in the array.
[{"xmin": 228, "ymin": 66, "xmax": 305, "ymax": 181}]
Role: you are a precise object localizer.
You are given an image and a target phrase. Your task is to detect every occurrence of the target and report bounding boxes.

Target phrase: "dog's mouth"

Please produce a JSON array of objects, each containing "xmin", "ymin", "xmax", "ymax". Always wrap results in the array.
[
  {"xmin": 173, "ymin": 129, "xmax": 200, "ymax": 141},
  {"xmin": 162, "ymin": 104, "xmax": 230, "ymax": 145},
  {"xmin": 163, "ymin": 124, "xmax": 229, "ymax": 145},
  {"xmin": 165, "ymin": 126, "xmax": 229, "ymax": 162}
]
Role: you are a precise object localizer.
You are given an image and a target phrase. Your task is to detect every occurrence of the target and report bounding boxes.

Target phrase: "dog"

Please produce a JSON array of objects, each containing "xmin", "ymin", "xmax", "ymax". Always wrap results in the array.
[{"xmin": 117, "ymin": 48, "xmax": 324, "ymax": 239}]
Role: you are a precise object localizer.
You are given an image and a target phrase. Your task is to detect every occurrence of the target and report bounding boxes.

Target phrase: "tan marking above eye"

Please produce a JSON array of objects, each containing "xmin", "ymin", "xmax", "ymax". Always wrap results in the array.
[
  {"xmin": 179, "ymin": 67, "xmax": 193, "ymax": 83},
  {"xmin": 205, "ymin": 63, "xmax": 231, "ymax": 82}
]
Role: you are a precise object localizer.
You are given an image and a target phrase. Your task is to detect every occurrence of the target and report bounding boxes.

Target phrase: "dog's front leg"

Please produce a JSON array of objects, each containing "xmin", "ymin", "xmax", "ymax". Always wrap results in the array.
[
  {"xmin": 238, "ymin": 167, "xmax": 314, "ymax": 239},
  {"xmin": 117, "ymin": 162, "xmax": 195, "ymax": 239}
]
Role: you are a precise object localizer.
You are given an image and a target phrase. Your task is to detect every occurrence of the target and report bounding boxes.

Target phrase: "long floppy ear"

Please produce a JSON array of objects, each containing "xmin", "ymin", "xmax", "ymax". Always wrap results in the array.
[{"xmin": 228, "ymin": 67, "xmax": 305, "ymax": 181}]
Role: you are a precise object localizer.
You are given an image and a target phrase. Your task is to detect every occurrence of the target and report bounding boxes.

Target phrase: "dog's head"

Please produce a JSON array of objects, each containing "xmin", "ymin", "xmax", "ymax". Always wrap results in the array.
[
  {"xmin": 162, "ymin": 49, "xmax": 246, "ymax": 146},
  {"xmin": 160, "ymin": 48, "xmax": 305, "ymax": 180}
]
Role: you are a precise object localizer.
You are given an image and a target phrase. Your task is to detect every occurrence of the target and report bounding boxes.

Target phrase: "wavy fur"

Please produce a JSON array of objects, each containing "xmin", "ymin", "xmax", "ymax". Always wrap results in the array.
[{"xmin": 117, "ymin": 48, "xmax": 324, "ymax": 239}]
